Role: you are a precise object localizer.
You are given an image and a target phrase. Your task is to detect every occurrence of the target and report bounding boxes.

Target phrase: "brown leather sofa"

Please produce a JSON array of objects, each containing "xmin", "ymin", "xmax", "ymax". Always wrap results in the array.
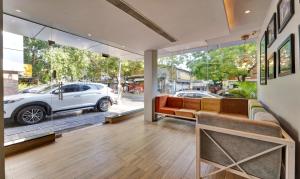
[{"xmin": 155, "ymin": 95, "xmax": 248, "ymax": 120}]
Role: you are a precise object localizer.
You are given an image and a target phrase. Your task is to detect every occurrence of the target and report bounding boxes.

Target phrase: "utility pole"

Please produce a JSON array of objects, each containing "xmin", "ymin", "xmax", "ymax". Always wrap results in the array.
[{"xmin": 117, "ymin": 59, "xmax": 122, "ymax": 102}]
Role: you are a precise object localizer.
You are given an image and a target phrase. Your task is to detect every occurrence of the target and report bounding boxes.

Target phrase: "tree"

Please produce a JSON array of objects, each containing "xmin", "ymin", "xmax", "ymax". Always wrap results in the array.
[
  {"xmin": 23, "ymin": 37, "xmax": 50, "ymax": 83},
  {"xmin": 158, "ymin": 55, "xmax": 187, "ymax": 81},
  {"xmin": 86, "ymin": 52, "xmax": 107, "ymax": 81},
  {"xmin": 121, "ymin": 60, "xmax": 144, "ymax": 78},
  {"xmin": 23, "ymin": 36, "xmax": 144, "ymax": 85},
  {"xmin": 187, "ymin": 42, "xmax": 257, "ymax": 82}
]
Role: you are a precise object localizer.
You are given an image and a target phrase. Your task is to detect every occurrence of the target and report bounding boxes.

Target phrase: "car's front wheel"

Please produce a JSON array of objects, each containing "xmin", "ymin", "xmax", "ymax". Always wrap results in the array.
[
  {"xmin": 97, "ymin": 99, "xmax": 111, "ymax": 112},
  {"xmin": 16, "ymin": 106, "xmax": 46, "ymax": 125}
]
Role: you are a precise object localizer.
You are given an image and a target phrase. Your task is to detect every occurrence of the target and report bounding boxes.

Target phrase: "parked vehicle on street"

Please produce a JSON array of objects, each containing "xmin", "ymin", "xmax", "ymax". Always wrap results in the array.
[
  {"xmin": 4, "ymin": 82, "xmax": 117, "ymax": 125},
  {"xmin": 174, "ymin": 90, "xmax": 222, "ymax": 98},
  {"xmin": 19, "ymin": 85, "xmax": 48, "ymax": 94}
]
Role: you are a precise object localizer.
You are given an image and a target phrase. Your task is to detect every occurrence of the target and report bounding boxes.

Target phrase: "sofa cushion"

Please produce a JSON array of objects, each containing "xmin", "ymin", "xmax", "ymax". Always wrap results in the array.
[
  {"xmin": 166, "ymin": 97, "xmax": 183, "ymax": 108},
  {"xmin": 183, "ymin": 98, "xmax": 201, "ymax": 110},
  {"xmin": 175, "ymin": 109, "xmax": 196, "ymax": 119},
  {"xmin": 159, "ymin": 107, "xmax": 179, "ymax": 115},
  {"xmin": 254, "ymin": 111, "xmax": 280, "ymax": 125},
  {"xmin": 201, "ymin": 98, "xmax": 221, "ymax": 112},
  {"xmin": 220, "ymin": 98, "xmax": 248, "ymax": 116},
  {"xmin": 155, "ymin": 96, "xmax": 168, "ymax": 112}
]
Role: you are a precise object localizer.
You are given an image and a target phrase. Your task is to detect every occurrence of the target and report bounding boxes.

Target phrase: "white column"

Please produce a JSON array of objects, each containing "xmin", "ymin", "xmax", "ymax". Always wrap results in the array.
[
  {"xmin": 0, "ymin": 0, "xmax": 5, "ymax": 177},
  {"xmin": 144, "ymin": 50, "xmax": 158, "ymax": 122}
]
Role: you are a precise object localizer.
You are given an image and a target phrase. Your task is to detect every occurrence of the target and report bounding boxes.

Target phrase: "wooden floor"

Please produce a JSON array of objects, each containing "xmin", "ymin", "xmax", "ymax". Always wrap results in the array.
[{"xmin": 5, "ymin": 115, "xmax": 244, "ymax": 179}]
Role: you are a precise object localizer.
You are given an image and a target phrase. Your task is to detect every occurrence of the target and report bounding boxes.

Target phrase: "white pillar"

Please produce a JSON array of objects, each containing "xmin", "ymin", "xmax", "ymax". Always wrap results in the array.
[
  {"xmin": 144, "ymin": 50, "xmax": 158, "ymax": 122},
  {"xmin": 0, "ymin": 0, "xmax": 5, "ymax": 177}
]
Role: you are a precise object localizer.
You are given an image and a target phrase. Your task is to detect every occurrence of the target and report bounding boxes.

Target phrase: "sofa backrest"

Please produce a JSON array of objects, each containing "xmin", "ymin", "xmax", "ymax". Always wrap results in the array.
[
  {"xmin": 254, "ymin": 111, "xmax": 280, "ymax": 125},
  {"xmin": 183, "ymin": 98, "xmax": 201, "ymax": 110},
  {"xmin": 166, "ymin": 96, "xmax": 183, "ymax": 108},
  {"xmin": 201, "ymin": 98, "xmax": 221, "ymax": 112},
  {"xmin": 220, "ymin": 98, "xmax": 248, "ymax": 116}
]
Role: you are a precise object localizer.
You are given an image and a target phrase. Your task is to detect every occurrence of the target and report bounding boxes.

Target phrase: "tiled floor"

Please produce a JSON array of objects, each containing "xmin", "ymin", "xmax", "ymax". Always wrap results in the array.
[{"xmin": 5, "ymin": 115, "xmax": 244, "ymax": 179}]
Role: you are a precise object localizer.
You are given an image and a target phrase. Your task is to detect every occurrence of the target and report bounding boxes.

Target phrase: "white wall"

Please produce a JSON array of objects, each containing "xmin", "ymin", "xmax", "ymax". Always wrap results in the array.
[
  {"xmin": 257, "ymin": 0, "xmax": 300, "ymax": 176},
  {"xmin": 3, "ymin": 31, "xmax": 24, "ymax": 72}
]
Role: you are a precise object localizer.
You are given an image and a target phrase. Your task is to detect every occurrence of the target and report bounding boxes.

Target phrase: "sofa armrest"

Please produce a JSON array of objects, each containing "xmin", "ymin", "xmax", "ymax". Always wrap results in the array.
[{"xmin": 155, "ymin": 96, "xmax": 168, "ymax": 112}]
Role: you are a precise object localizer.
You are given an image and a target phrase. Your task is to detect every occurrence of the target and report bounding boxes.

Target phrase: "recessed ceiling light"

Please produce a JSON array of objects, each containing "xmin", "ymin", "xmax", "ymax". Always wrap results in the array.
[
  {"xmin": 244, "ymin": 10, "xmax": 251, "ymax": 14},
  {"xmin": 15, "ymin": 9, "xmax": 22, "ymax": 13},
  {"xmin": 88, "ymin": 33, "xmax": 92, "ymax": 37}
]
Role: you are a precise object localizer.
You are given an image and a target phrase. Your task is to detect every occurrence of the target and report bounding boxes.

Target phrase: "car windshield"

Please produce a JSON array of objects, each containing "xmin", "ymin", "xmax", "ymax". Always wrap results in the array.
[
  {"xmin": 177, "ymin": 91, "xmax": 221, "ymax": 98},
  {"xmin": 38, "ymin": 84, "xmax": 59, "ymax": 94}
]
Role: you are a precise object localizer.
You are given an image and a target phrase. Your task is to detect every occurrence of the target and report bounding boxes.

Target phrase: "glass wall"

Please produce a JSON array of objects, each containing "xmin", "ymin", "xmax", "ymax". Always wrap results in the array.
[
  {"xmin": 158, "ymin": 42, "xmax": 257, "ymax": 99},
  {"xmin": 3, "ymin": 14, "xmax": 144, "ymax": 143},
  {"xmin": 157, "ymin": 54, "xmax": 204, "ymax": 98}
]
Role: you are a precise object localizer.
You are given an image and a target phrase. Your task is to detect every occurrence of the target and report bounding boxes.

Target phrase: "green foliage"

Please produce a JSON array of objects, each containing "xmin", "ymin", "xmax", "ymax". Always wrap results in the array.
[
  {"xmin": 122, "ymin": 60, "xmax": 144, "ymax": 77},
  {"xmin": 187, "ymin": 43, "xmax": 257, "ymax": 82},
  {"xmin": 158, "ymin": 55, "xmax": 182, "ymax": 67},
  {"xmin": 18, "ymin": 83, "xmax": 36, "ymax": 91},
  {"xmin": 24, "ymin": 37, "xmax": 50, "ymax": 83},
  {"xmin": 23, "ymin": 37, "xmax": 144, "ymax": 84},
  {"xmin": 228, "ymin": 82, "xmax": 257, "ymax": 99}
]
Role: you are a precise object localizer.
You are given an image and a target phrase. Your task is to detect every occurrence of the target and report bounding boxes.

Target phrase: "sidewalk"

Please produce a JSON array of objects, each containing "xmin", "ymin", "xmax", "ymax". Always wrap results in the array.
[{"xmin": 4, "ymin": 95, "xmax": 144, "ymax": 143}]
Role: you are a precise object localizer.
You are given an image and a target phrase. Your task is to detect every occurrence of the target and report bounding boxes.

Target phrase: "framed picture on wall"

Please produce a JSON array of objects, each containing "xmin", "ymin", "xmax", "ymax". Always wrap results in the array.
[
  {"xmin": 267, "ymin": 52, "xmax": 276, "ymax": 79},
  {"xmin": 278, "ymin": 34, "xmax": 295, "ymax": 77},
  {"xmin": 277, "ymin": 0, "xmax": 294, "ymax": 33},
  {"xmin": 267, "ymin": 13, "xmax": 277, "ymax": 47},
  {"xmin": 260, "ymin": 32, "xmax": 267, "ymax": 85}
]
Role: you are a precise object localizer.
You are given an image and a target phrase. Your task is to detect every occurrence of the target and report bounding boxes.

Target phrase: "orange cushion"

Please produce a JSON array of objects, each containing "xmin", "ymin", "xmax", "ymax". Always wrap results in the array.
[
  {"xmin": 201, "ymin": 98, "xmax": 221, "ymax": 112},
  {"xmin": 183, "ymin": 98, "xmax": 201, "ymax": 110},
  {"xmin": 166, "ymin": 97, "xmax": 183, "ymax": 108},
  {"xmin": 159, "ymin": 107, "xmax": 179, "ymax": 115},
  {"xmin": 175, "ymin": 109, "xmax": 196, "ymax": 119}
]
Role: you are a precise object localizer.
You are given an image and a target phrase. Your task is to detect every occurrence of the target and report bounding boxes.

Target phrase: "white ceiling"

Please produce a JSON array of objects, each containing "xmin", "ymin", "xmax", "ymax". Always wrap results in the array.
[
  {"xmin": 3, "ymin": 0, "xmax": 272, "ymax": 57},
  {"xmin": 3, "ymin": 14, "xmax": 143, "ymax": 60}
]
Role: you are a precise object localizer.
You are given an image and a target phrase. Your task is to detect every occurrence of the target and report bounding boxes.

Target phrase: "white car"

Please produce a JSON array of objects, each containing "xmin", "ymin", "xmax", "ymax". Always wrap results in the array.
[
  {"xmin": 174, "ymin": 90, "xmax": 221, "ymax": 98},
  {"xmin": 4, "ymin": 82, "xmax": 117, "ymax": 125}
]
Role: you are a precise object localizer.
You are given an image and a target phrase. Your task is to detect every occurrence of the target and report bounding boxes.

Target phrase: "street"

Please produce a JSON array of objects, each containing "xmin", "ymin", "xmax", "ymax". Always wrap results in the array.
[{"xmin": 4, "ymin": 94, "xmax": 144, "ymax": 143}]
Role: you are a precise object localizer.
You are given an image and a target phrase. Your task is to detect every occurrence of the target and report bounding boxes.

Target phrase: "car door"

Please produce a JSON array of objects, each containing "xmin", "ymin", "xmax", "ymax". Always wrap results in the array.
[
  {"xmin": 77, "ymin": 84, "xmax": 101, "ymax": 107},
  {"xmin": 51, "ymin": 84, "xmax": 84, "ymax": 111}
]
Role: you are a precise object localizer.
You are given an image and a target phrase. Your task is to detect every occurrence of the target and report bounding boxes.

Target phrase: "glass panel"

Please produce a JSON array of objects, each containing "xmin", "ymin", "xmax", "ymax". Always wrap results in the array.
[
  {"xmin": 157, "ymin": 53, "xmax": 210, "ymax": 99},
  {"xmin": 3, "ymin": 14, "xmax": 144, "ymax": 144},
  {"xmin": 3, "ymin": 28, "xmax": 53, "ymax": 143},
  {"xmin": 120, "ymin": 59, "xmax": 144, "ymax": 111},
  {"xmin": 158, "ymin": 43, "xmax": 257, "ymax": 99}
]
